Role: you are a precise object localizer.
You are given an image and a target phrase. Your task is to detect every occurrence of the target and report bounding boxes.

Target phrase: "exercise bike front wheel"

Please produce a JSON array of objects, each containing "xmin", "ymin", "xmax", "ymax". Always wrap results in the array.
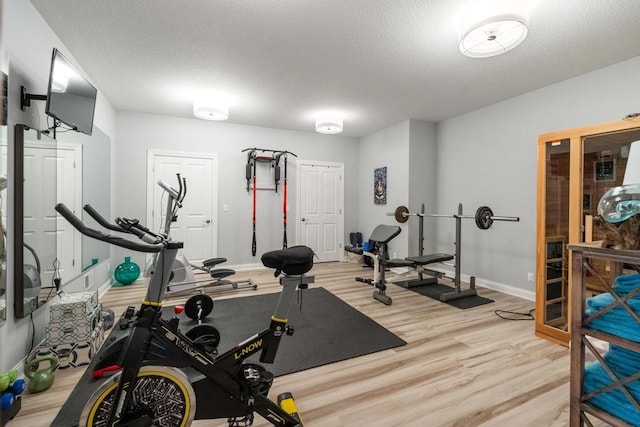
[{"xmin": 79, "ymin": 366, "xmax": 196, "ymax": 427}]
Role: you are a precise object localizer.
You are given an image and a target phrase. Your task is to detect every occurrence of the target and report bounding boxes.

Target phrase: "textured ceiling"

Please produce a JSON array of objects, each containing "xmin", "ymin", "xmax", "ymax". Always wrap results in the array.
[{"xmin": 28, "ymin": 0, "xmax": 640, "ymax": 138}]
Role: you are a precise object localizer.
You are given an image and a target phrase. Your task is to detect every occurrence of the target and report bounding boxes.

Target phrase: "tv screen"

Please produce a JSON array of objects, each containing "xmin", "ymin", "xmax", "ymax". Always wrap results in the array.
[{"xmin": 45, "ymin": 48, "xmax": 97, "ymax": 136}]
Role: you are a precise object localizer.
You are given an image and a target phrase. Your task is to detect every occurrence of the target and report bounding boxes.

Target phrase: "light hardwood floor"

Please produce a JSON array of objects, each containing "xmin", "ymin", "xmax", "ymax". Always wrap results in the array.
[{"xmin": 11, "ymin": 261, "xmax": 578, "ymax": 426}]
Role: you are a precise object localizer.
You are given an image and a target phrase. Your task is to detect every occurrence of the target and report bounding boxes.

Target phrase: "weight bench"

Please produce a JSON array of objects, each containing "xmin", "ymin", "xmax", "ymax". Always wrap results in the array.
[
  {"xmin": 166, "ymin": 257, "xmax": 257, "ymax": 295},
  {"xmin": 346, "ymin": 224, "xmax": 404, "ymax": 305},
  {"xmin": 398, "ymin": 253, "xmax": 454, "ymax": 288}
]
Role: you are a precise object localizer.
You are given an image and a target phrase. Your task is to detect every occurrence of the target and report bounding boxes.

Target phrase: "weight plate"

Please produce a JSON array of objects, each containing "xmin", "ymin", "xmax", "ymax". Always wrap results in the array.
[
  {"xmin": 184, "ymin": 294, "xmax": 214, "ymax": 320},
  {"xmin": 185, "ymin": 324, "xmax": 221, "ymax": 354},
  {"xmin": 475, "ymin": 206, "xmax": 494, "ymax": 230},
  {"xmin": 394, "ymin": 206, "xmax": 410, "ymax": 223}
]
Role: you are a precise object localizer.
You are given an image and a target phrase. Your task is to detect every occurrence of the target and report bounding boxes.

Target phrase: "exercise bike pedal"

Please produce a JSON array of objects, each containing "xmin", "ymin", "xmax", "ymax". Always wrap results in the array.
[
  {"xmin": 242, "ymin": 362, "xmax": 274, "ymax": 396},
  {"xmin": 227, "ymin": 413, "xmax": 254, "ymax": 427}
]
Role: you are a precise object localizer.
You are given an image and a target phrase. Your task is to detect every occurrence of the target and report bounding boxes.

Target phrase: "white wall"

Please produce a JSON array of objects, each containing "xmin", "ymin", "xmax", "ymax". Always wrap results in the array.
[
  {"xmin": 115, "ymin": 111, "xmax": 359, "ymax": 269},
  {"xmin": 408, "ymin": 120, "xmax": 438, "ymax": 255},
  {"xmin": 0, "ymin": 0, "xmax": 116, "ymax": 373},
  {"xmin": 357, "ymin": 119, "xmax": 438, "ymax": 259},
  {"xmin": 436, "ymin": 55, "xmax": 640, "ymax": 299},
  {"xmin": 358, "ymin": 120, "xmax": 410, "ymax": 258}
]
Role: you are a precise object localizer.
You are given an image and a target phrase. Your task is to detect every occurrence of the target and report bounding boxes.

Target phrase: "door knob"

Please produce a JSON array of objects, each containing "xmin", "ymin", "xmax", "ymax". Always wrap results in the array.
[
  {"xmin": 301, "ymin": 217, "xmax": 306, "ymax": 222},
  {"xmin": 205, "ymin": 219, "xmax": 211, "ymax": 224}
]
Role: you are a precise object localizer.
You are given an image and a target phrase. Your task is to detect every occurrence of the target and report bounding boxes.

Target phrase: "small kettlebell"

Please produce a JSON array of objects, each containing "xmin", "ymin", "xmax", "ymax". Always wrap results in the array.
[{"xmin": 24, "ymin": 355, "xmax": 58, "ymax": 393}]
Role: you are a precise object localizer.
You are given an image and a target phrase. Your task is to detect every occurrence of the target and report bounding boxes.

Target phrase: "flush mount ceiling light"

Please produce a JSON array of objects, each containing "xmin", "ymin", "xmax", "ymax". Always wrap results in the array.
[
  {"xmin": 458, "ymin": 0, "xmax": 529, "ymax": 58},
  {"xmin": 193, "ymin": 98, "xmax": 229, "ymax": 121},
  {"xmin": 315, "ymin": 113, "xmax": 344, "ymax": 134}
]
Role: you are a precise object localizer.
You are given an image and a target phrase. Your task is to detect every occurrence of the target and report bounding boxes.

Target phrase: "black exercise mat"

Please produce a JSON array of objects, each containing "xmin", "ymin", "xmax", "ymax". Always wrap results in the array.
[
  {"xmin": 52, "ymin": 287, "xmax": 405, "ymax": 426},
  {"xmin": 394, "ymin": 282, "xmax": 494, "ymax": 309},
  {"xmin": 170, "ymin": 287, "xmax": 406, "ymax": 376}
]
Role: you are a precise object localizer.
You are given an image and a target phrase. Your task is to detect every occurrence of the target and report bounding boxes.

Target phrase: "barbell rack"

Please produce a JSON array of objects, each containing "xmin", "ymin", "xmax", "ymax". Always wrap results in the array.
[{"xmin": 387, "ymin": 203, "xmax": 519, "ymax": 302}]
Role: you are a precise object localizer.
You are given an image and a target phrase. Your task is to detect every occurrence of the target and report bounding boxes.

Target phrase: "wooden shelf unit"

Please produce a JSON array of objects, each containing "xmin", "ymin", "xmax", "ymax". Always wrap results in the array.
[{"xmin": 568, "ymin": 242, "xmax": 640, "ymax": 427}]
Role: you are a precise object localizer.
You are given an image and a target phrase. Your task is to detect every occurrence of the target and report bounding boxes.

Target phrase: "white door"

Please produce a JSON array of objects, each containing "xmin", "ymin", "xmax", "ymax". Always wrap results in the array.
[
  {"xmin": 24, "ymin": 143, "xmax": 81, "ymax": 287},
  {"xmin": 297, "ymin": 161, "xmax": 344, "ymax": 262},
  {"xmin": 147, "ymin": 151, "xmax": 218, "ymax": 265}
]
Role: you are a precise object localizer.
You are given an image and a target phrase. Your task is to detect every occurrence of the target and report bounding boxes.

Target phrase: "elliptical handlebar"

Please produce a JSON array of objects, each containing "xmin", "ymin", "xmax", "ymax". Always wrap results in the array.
[
  {"xmin": 157, "ymin": 179, "xmax": 180, "ymax": 200},
  {"xmin": 55, "ymin": 203, "xmax": 170, "ymax": 253},
  {"xmin": 158, "ymin": 173, "xmax": 187, "ymax": 205}
]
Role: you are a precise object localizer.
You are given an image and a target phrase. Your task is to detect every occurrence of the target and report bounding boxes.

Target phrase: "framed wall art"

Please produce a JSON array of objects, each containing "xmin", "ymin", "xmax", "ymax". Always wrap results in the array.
[
  {"xmin": 374, "ymin": 167, "xmax": 387, "ymax": 205},
  {"xmin": 594, "ymin": 159, "xmax": 616, "ymax": 182}
]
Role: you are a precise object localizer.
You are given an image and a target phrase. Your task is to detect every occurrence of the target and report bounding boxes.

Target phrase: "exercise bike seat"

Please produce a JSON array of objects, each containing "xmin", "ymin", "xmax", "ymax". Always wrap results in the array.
[
  {"xmin": 406, "ymin": 253, "xmax": 454, "ymax": 265},
  {"xmin": 209, "ymin": 268, "xmax": 235, "ymax": 279},
  {"xmin": 262, "ymin": 245, "xmax": 315, "ymax": 275}
]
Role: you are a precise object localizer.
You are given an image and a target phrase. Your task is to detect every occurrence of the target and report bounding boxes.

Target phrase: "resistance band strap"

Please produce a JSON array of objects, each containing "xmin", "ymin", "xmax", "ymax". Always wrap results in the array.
[
  {"xmin": 252, "ymin": 171, "xmax": 257, "ymax": 256},
  {"xmin": 282, "ymin": 155, "xmax": 288, "ymax": 249},
  {"xmin": 245, "ymin": 150, "xmax": 254, "ymax": 192}
]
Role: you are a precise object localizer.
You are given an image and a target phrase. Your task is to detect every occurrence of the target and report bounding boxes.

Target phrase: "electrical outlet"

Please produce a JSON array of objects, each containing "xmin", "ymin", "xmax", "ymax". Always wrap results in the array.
[
  {"xmin": 527, "ymin": 272, "xmax": 534, "ymax": 283},
  {"xmin": 84, "ymin": 275, "xmax": 91, "ymax": 290}
]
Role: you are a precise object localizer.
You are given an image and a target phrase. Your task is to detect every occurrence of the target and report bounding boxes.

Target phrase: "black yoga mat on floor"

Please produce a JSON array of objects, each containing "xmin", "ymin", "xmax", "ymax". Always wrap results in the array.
[
  {"xmin": 53, "ymin": 287, "xmax": 405, "ymax": 426},
  {"xmin": 170, "ymin": 286, "xmax": 406, "ymax": 376},
  {"xmin": 394, "ymin": 281, "xmax": 494, "ymax": 309}
]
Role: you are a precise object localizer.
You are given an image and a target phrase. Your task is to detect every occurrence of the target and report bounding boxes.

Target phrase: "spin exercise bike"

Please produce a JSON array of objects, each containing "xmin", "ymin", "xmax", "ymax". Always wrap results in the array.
[{"xmin": 55, "ymin": 202, "xmax": 314, "ymax": 426}]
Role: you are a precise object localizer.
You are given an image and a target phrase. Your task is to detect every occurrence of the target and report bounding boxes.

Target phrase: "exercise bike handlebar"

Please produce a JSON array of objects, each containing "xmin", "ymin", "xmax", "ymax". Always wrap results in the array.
[
  {"xmin": 55, "ymin": 203, "xmax": 170, "ymax": 253},
  {"xmin": 84, "ymin": 204, "xmax": 126, "ymax": 232}
]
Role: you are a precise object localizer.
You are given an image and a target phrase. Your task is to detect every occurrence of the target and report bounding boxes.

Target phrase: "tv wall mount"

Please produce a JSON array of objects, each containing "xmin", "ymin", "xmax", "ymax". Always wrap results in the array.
[{"xmin": 20, "ymin": 85, "xmax": 47, "ymax": 111}]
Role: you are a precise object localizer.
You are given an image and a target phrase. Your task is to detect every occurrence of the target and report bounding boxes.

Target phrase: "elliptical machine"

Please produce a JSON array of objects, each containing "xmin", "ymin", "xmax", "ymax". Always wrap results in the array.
[
  {"xmin": 55, "ymin": 202, "xmax": 314, "ymax": 426},
  {"xmin": 146, "ymin": 174, "xmax": 256, "ymax": 302}
]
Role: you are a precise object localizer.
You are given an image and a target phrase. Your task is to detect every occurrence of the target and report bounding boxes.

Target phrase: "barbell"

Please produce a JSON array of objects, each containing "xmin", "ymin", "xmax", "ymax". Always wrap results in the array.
[{"xmin": 390, "ymin": 205, "xmax": 519, "ymax": 230}]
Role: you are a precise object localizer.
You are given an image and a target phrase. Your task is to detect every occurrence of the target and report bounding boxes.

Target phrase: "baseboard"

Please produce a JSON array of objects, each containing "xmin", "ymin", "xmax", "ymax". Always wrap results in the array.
[{"xmin": 98, "ymin": 278, "xmax": 112, "ymax": 298}]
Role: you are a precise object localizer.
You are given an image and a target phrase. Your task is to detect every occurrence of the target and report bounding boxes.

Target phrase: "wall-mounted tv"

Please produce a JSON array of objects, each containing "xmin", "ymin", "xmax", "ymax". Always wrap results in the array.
[{"xmin": 45, "ymin": 48, "xmax": 97, "ymax": 136}]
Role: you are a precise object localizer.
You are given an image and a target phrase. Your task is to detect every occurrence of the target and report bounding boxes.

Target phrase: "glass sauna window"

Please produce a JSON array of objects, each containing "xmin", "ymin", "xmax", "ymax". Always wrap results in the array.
[
  {"xmin": 544, "ymin": 139, "xmax": 570, "ymax": 331},
  {"xmin": 583, "ymin": 129, "xmax": 640, "ymax": 292}
]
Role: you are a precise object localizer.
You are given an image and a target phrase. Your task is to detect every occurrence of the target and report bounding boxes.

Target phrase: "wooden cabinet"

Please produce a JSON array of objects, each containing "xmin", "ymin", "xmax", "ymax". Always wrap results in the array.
[
  {"xmin": 568, "ymin": 242, "xmax": 640, "ymax": 426},
  {"xmin": 536, "ymin": 119, "xmax": 640, "ymax": 346}
]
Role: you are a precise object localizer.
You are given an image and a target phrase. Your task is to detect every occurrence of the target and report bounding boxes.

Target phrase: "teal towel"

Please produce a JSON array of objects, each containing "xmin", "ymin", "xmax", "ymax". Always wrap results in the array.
[
  {"xmin": 614, "ymin": 274, "xmax": 640, "ymax": 296},
  {"xmin": 584, "ymin": 352, "xmax": 640, "ymax": 425},
  {"xmin": 585, "ymin": 293, "xmax": 640, "ymax": 342}
]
